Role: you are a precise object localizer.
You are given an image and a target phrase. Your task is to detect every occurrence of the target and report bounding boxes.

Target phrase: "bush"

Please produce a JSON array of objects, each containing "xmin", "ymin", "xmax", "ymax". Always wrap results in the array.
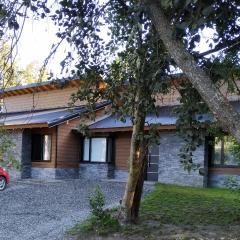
[
  {"xmin": 224, "ymin": 176, "xmax": 240, "ymax": 190},
  {"xmin": 89, "ymin": 185, "xmax": 105, "ymax": 219},
  {"xmin": 66, "ymin": 186, "xmax": 120, "ymax": 238},
  {"xmin": 88, "ymin": 185, "xmax": 120, "ymax": 235}
]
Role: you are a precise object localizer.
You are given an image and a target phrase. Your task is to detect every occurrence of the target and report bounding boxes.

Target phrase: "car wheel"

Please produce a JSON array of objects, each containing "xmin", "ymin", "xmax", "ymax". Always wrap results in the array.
[{"xmin": 0, "ymin": 176, "xmax": 7, "ymax": 191}]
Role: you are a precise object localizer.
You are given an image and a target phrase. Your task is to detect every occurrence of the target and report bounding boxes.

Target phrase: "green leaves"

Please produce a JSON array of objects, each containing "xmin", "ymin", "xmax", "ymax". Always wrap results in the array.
[{"xmin": 0, "ymin": 128, "xmax": 20, "ymax": 170}]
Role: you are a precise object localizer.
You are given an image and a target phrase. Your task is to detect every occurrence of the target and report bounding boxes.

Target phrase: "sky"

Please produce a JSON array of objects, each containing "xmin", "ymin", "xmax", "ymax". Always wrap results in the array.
[
  {"xmin": 18, "ymin": 16, "xmax": 66, "ymax": 76},
  {"xmin": 17, "ymin": 10, "xmax": 217, "ymax": 79}
]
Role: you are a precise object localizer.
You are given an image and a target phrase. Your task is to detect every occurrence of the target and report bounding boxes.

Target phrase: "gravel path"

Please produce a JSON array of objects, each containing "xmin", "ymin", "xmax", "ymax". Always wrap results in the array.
[{"xmin": 0, "ymin": 179, "xmax": 154, "ymax": 240}]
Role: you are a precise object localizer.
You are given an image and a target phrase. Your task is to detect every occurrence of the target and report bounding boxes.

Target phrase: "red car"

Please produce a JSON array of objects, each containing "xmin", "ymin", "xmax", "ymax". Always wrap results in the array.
[{"xmin": 0, "ymin": 167, "xmax": 10, "ymax": 191}]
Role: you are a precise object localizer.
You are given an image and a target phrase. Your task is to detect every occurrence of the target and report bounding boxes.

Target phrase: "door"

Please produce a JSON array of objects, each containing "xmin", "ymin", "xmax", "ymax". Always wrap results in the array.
[{"xmin": 145, "ymin": 145, "xmax": 159, "ymax": 181}]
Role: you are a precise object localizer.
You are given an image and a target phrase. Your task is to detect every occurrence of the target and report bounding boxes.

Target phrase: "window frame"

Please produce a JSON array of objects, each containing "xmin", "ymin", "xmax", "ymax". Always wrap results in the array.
[
  {"xmin": 210, "ymin": 136, "xmax": 240, "ymax": 168},
  {"xmin": 82, "ymin": 137, "xmax": 109, "ymax": 163},
  {"xmin": 31, "ymin": 134, "xmax": 52, "ymax": 162}
]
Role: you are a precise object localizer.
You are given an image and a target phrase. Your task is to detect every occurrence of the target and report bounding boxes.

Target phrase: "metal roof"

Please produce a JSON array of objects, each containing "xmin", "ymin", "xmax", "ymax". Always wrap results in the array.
[
  {"xmin": 0, "ymin": 101, "xmax": 109, "ymax": 128},
  {"xmin": 89, "ymin": 101, "xmax": 240, "ymax": 130},
  {"xmin": 89, "ymin": 106, "xmax": 177, "ymax": 129}
]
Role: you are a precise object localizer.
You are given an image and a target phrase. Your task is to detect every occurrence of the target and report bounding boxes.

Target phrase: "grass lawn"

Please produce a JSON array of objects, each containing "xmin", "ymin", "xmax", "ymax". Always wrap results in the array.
[
  {"xmin": 141, "ymin": 183, "xmax": 240, "ymax": 225},
  {"xmin": 66, "ymin": 183, "xmax": 240, "ymax": 239}
]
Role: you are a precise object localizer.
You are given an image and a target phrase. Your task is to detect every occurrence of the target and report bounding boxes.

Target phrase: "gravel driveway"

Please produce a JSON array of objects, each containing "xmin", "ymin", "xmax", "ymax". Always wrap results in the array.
[
  {"xmin": 0, "ymin": 179, "xmax": 154, "ymax": 240},
  {"xmin": 0, "ymin": 179, "xmax": 127, "ymax": 240}
]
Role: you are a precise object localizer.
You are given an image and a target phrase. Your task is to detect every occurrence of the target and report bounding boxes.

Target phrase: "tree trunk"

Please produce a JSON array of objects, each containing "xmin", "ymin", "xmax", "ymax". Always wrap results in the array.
[
  {"xmin": 119, "ymin": 89, "xmax": 147, "ymax": 223},
  {"xmin": 145, "ymin": 1, "xmax": 240, "ymax": 142}
]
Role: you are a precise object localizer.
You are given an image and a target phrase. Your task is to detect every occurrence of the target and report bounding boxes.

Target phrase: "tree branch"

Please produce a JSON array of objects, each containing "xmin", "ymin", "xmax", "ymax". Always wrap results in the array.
[
  {"xmin": 196, "ymin": 36, "xmax": 240, "ymax": 58},
  {"xmin": 145, "ymin": 0, "xmax": 240, "ymax": 143}
]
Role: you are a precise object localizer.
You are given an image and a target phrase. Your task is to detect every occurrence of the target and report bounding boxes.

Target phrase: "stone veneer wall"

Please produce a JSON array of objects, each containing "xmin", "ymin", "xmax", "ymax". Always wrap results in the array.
[
  {"xmin": 31, "ymin": 168, "xmax": 80, "ymax": 179},
  {"xmin": 79, "ymin": 163, "xmax": 114, "ymax": 179},
  {"xmin": 158, "ymin": 132, "xmax": 205, "ymax": 187},
  {"xmin": 208, "ymin": 174, "xmax": 240, "ymax": 188},
  {"xmin": 114, "ymin": 170, "xmax": 128, "ymax": 180},
  {"xmin": 31, "ymin": 168, "xmax": 56, "ymax": 179},
  {"xmin": 3, "ymin": 129, "xmax": 24, "ymax": 180}
]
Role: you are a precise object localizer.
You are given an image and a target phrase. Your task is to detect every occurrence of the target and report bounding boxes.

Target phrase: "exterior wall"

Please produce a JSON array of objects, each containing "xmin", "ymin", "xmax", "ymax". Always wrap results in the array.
[
  {"xmin": 56, "ymin": 108, "xmax": 108, "ymax": 169},
  {"xmin": 155, "ymin": 87, "xmax": 180, "ymax": 106},
  {"xmin": 31, "ymin": 168, "xmax": 56, "ymax": 179},
  {"xmin": 208, "ymin": 174, "xmax": 240, "ymax": 188},
  {"xmin": 114, "ymin": 132, "xmax": 132, "ymax": 170},
  {"xmin": 208, "ymin": 168, "xmax": 240, "ymax": 188},
  {"xmin": 3, "ymin": 129, "xmax": 24, "ymax": 180},
  {"xmin": 113, "ymin": 131, "xmax": 205, "ymax": 186},
  {"xmin": 79, "ymin": 163, "xmax": 113, "ymax": 179},
  {"xmin": 31, "ymin": 167, "xmax": 79, "ymax": 179},
  {"xmin": 7, "ymin": 129, "xmax": 23, "ymax": 163},
  {"xmin": 158, "ymin": 131, "xmax": 205, "ymax": 187},
  {"xmin": 114, "ymin": 170, "xmax": 128, "ymax": 180},
  {"xmin": 21, "ymin": 129, "xmax": 32, "ymax": 178},
  {"xmin": 31, "ymin": 127, "xmax": 57, "ymax": 169},
  {"xmin": 3, "ymin": 86, "xmax": 84, "ymax": 112},
  {"xmin": 57, "ymin": 118, "xmax": 81, "ymax": 168}
]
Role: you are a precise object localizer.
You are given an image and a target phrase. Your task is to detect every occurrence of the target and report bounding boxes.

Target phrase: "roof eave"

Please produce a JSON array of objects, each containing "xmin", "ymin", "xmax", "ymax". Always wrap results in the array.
[{"xmin": 2, "ymin": 123, "xmax": 49, "ymax": 129}]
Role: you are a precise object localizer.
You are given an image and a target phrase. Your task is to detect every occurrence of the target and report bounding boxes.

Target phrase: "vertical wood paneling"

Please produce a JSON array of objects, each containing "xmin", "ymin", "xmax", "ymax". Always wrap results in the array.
[
  {"xmin": 56, "ymin": 108, "xmax": 108, "ymax": 168},
  {"xmin": 115, "ymin": 132, "xmax": 132, "ymax": 170}
]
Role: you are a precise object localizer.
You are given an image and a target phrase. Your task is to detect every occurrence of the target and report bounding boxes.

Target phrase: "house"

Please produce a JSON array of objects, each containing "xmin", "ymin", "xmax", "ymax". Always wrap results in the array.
[{"xmin": 1, "ymin": 78, "xmax": 240, "ymax": 188}]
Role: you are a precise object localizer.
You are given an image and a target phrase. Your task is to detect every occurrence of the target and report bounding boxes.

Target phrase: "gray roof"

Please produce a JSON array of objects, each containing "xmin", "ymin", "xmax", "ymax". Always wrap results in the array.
[
  {"xmin": 89, "ymin": 106, "xmax": 177, "ymax": 129},
  {"xmin": 89, "ymin": 101, "xmax": 240, "ymax": 130},
  {"xmin": 0, "ymin": 102, "xmax": 109, "ymax": 128}
]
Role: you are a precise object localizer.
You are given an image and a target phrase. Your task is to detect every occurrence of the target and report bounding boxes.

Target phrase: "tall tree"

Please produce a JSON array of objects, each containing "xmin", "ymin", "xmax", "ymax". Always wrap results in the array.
[
  {"xmin": 1, "ymin": 0, "xmax": 240, "ymax": 223},
  {"xmin": 53, "ymin": 0, "xmax": 174, "ymax": 222},
  {"xmin": 0, "ymin": 41, "xmax": 22, "ymax": 87},
  {"xmin": 145, "ymin": 0, "xmax": 240, "ymax": 143},
  {"xmin": 21, "ymin": 60, "xmax": 49, "ymax": 85},
  {"xmin": 52, "ymin": 0, "xmax": 240, "ymax": 222}
]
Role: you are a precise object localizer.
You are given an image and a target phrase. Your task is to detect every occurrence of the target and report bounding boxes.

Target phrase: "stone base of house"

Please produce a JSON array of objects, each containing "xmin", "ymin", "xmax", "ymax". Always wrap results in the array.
[
  {"xmin": 56, "ymin": 168, "xmax": 79, "ymax": 179},
  {"xmin": 208, "ymin": 174, "xmax": 240, "ymax": 188},
  {"xmin": 31, "ymin": 167, "xmax": 79, "ymax": 179},
  {"xmin": 79, "ymin": 163, "xmax": 115, "ymax": 179},
  {"xmin": 114, "ymin": 170, "xmax": 128, "ymax": 180}
]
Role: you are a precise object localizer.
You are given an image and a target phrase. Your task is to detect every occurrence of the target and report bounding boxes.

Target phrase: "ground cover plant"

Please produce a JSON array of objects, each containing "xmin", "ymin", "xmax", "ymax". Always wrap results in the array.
[{"xmin": 66, "ymin": 183, "xmax": 240, "ymax": 239}]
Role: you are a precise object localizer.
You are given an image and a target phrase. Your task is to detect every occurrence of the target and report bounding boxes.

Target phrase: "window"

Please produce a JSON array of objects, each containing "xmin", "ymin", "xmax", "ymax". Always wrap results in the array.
[
  {"xmin": 211, "ymin": 136, "xmax": 240, "ymax": 167},
  {"xmin": 32, "ymin": 134, "xmax": 52, "ymax": 162},
  {"xmin": 83, "ymin": 137, "xmax": 108, "ymax": 163}
]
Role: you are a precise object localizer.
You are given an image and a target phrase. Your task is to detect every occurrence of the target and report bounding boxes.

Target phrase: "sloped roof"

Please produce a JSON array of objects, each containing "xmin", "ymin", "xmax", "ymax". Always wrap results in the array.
[
  {"xmin": 89, "ymin": 101, "xmax": 240, "ymax": 130},
  {"xmin": 0, "ymin": 79, "xmax": 82, "ymax": 98},
  {"xmin": 0, "ymin": 101, "xmax": 109, "ymax": 128},
  {"xmin": 89, "ymin": 106, "xmax": 177, "ymax": 129}
]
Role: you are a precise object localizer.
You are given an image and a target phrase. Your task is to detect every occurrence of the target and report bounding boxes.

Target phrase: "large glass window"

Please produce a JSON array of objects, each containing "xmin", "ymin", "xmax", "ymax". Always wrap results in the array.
[
  {"xmin": 83, "ymin": 137, "xmax": 107, "ymax": 163},
  {"xmin": 212, "ymin": 136, "xmax": 240, "ymax": 167},
  {"xmin": 32, "ymin": 134, "xmax": 52, "ymax": 162}
]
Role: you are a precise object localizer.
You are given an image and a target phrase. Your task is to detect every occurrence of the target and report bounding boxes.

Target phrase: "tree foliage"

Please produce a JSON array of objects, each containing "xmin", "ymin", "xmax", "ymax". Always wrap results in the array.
[
  {"xmin": 50, "ymin": 0, "xmax": 240, "ymax": 221},
  {"xmin": 0, "ymin": 0, "xmax": 240, "ymax": 222}
]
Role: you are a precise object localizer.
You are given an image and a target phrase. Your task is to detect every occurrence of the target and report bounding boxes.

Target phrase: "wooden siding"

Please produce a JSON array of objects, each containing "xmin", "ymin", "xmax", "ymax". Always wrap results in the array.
[
  {"xmin": 56, "ymin": 108, "xmax": 108, "ymax": 168},
  {"xmin": 3, "ymin": 86, "xmax": 85, "ymax": 112},
  {"xmin": 209, "ymin": 168, "xmax": 240, "ymax": 175},
  {"xmin": 114, "ymin": 132, "xmax": 132, "ymax": 170},
  {"xmin": 57, "ymin": 118, "xmax": 81, "ymax": 168},
  {"xmin": 31, "ymin": 127, "xmax": 57, "ymax": 168},
  {"xmin": 155, "ymin": 87, "xmax": 181, "ymax": 106},
  {"xmin": 154, "ymin": 81, "xmax": 240, "ymax": 107}
]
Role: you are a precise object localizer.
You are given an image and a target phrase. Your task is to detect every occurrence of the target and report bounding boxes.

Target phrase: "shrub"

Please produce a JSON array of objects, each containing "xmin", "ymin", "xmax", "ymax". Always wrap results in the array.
[
  {"xmin": 88, "ymin": 185, "xmax": 120, "ymax": 236},
  {"xmin": 224, "ymin": 176, "xmax": 240, "ymax": 190},
  {"xmin": 89, "ymin": 185, "xmax": 105, "ymax": 219}
]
